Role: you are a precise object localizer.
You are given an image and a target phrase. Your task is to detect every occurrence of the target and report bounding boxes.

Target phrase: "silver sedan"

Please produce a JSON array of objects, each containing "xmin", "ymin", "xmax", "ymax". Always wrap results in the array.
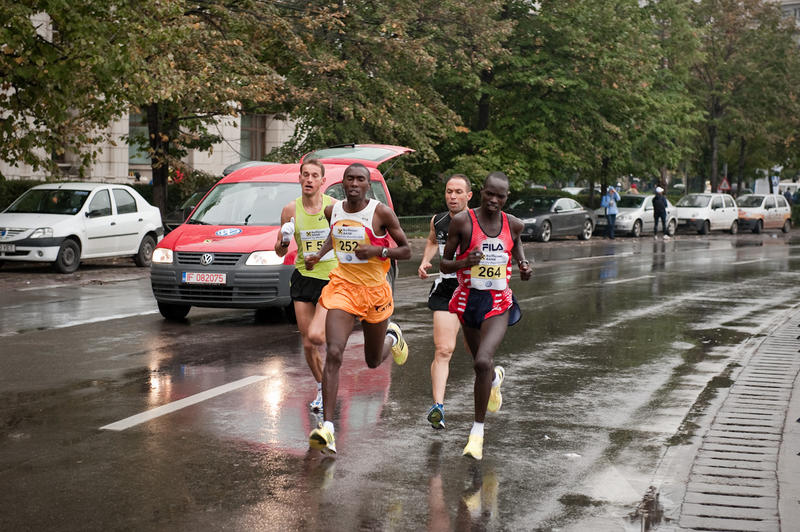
[{"xmin": 594, "ymin": 194, "xmax": 677, "ymax": 237}]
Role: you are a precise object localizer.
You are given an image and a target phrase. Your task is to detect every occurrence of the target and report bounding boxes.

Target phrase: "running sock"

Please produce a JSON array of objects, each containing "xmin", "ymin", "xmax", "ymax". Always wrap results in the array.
[
  {"xmin": 323, "ymin": 421, "xmax": 335, "ymax": 434},
  {"xmin": 491, "ymin": 369, "xmax": 501, "ymax": 387},
  {"xmin": 386, "ymin": 330, "xmax": 399, "ymax": 346},
  {"xmin": 470, "ymin": 422, "xmax": 484, "ymax": 438}
]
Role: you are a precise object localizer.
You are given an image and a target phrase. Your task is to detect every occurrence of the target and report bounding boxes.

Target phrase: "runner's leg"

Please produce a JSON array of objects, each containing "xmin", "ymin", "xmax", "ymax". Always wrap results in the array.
[
  {"xmin": 431, "ymin": 310, "xmax": 461, "ymax": 404},
  {"xmin": 322, "ymin": 309, "xmax": 356, "ymax": 422},
  {"xmin": 472, "ymin": 314, "xmax": 508, "ymax": 423},
  {"xmin": 362, "ymin": 319, "xmax": 392, "ymax": 368},
  {"xmin": 294, "ymin": 300, "xmax": 323, "ymax": 383}
]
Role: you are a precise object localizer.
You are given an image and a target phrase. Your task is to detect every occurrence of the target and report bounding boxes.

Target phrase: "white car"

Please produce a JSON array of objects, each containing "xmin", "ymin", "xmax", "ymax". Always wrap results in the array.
[
  {"xmin": 675, "ymin": 193, "xmax": 739, "ymax": 234},
  {"xmin": 736, "ymin": 194, "xmax": 792, "ymax": 233},
  {"xmin": 594, "ymin": 194, "xmax": 678, "ymax": 237},
  {"xmin": 0, "ymin": 182, "xmax": 163, "ymax": 273}
]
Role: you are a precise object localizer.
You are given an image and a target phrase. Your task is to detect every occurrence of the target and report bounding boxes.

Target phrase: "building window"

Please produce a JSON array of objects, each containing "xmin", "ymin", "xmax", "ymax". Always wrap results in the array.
[
  {"xmin": 128, "ymin": 112, "xmax": 150, "ymax": 165},
  {"xmin": 240, "ymin": 114, "xmax": 267, "ymax": 162}
]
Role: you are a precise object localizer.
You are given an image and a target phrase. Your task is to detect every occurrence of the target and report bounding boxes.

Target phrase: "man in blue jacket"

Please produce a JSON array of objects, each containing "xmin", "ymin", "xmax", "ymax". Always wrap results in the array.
[{"xmin": 601, "ymin": 186, "xmax": 621, "ymax": 239}]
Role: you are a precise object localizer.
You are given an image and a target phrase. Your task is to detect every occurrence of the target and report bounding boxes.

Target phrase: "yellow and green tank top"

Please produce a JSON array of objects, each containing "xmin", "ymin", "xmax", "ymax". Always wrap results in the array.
[{"xmin": 294, "ymin": 194, "xmax": 336, "ymax": 280}]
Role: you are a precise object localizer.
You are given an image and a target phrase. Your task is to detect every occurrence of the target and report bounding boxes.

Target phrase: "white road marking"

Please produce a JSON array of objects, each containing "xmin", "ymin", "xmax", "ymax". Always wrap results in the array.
[
  {"xmin": 603, "ymin": 275, "xmax": 655, "ymax": 285},
  {"xmin": 572, "ymin": 251, "xmax": 634, "ymax": 261},
  {"xmin": 100, "ymin": 375, "xmax": 268, "ymax": 431}
]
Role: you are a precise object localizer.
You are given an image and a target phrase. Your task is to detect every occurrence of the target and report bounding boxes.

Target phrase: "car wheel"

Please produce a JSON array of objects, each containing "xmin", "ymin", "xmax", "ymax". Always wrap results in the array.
[
  {"xmin": 158, "ymin": 302, "xmax": 190, "ymax": 321},
  {"xmin": 667, "ymin": 219, "xmax": 677, "ymax": 236},
  {"xmin": 53, "ymin": 239, "xmax": 81, "ymax": 274},
  {"xmin": 729, "ymin": 220, "xmax": 738, "ymax": 235},
  {"xmin": 699, "ymin": 220, "xmax": 710, "ymax": 235},
  {"xmin": 134, "ymin": 234, "xmax": 157, "ymax": 267},
  {"xmin": 538, "ymin": 221, "xmax": 552, "ymax": 242},
  {"xmin": 753, "ymin": 219, "xmax": 763, "ymax": 234},
  {"xmin": 578, "ymin": 219, "xmax": 593, "ymax": 240},
  {"xmin": 631, "ymin": 220, "xmax": 642, "ymax": 238},
  {"xmin": 782, "ymin": 220, "xmax": 791, "ymax": 233}
]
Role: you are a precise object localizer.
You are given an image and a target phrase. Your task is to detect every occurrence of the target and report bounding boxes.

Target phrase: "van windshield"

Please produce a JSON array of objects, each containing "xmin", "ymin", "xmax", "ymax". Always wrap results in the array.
[{"xmin": 189, "ymin": 182, "xmax": 300, "ymax": 226}]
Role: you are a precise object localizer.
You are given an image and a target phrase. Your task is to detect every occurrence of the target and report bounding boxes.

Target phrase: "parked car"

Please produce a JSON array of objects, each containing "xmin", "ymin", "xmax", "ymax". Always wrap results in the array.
[
  {"xmin": 507, "ymin": 195, "xmax": 595, "ymax": 242},
  {"xmin": 561, "ymin": 186, "xmax": 600, "ymax": 196},
  {"xmin": 675, "ymin": 193, "xmax": 739, "ymax": 234},
  {"xmin": 150, "ymin": 144, "xmax": 411, "ymax": 321},
  {"xmin": 736, "ymin": 194, "xmax": 792, "ymax": 233},
  {"xmin": 0, "ymin": 182, "xmax": 162, "ymax": 273},
  {"xmin": 594, "ymin": 194, "xmax": 677, "ymax": 237}
]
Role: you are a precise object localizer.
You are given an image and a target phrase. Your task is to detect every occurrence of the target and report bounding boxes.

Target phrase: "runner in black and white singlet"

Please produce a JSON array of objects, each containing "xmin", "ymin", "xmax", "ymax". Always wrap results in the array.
[{"xmin": 417, "ymin": 174, "xmax": 472, "ymax": 430}]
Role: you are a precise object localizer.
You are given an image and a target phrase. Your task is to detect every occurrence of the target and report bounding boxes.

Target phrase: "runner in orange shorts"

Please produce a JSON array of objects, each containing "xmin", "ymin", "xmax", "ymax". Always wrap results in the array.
[{"xmin": 304, "ymin": 163, "xmax": 412, "ymax": 454}]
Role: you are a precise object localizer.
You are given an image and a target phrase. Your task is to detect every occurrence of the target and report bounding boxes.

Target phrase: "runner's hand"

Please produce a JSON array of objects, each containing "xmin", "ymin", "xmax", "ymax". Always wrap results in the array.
[
  {"xmin": 418, "ymin": 260, "xmax": 432, "ymax": 279},
  {"xmin": 464, "ymin": 249, "xmax": 483, "ymax": 267},
  {"xmin": 354, "ymin": 245, "xmax": 380, "ymax": 260},
  {"xmin": 519, "ymin": 260, "xmax": 532, "ymax": 281},
  {"xmin": 305, "ymin": 253, "xmax": 320, "ymax": 271},
  {"xmin": 280, "ymin": 217, "xmax": 295, "ymax": 245}
]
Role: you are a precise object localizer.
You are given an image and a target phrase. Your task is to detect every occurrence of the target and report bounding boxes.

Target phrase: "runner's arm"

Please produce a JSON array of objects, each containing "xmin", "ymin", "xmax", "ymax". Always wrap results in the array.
[
  {"xmin": 440, "ymin": 212, "xmax": 481, "ymax": 274},
  {"xmin": 304, "ymin": 233, "xmax": 332, "ymax": 271},
  {"xmin": 508, "ymin": 214, "xmax": 532, "ymax": 281},
  {"xmin": 274, "ymin": 202, "xmax": 296, "ymax": 256},
  {"xmin": 418, "ymin": 216, "xmax": 438, "ymax": 279}
]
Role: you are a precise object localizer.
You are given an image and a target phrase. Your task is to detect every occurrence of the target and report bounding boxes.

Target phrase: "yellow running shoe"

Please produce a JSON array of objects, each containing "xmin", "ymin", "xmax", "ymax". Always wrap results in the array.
[
  {"xmin": 487, "ymin": 366, "xmax": 504, "ymax": 413},
  {"xmin": 462, "ymin": 434, "xmax": 484, "ymax": 460},
  {"xmin": 309, "ymin": 423, "xmax": 336, "ymax": 454},
  {"xmin": 387, "ymin": 322, "xmax": 408, "ymax": 365}
]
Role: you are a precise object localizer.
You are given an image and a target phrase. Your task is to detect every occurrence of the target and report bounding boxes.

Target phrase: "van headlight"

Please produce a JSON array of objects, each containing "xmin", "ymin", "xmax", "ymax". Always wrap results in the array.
[
  {"xmin": 246, "ymin": 251, "xmax": 284, "ymax": 266},
  {"xmin": 29, "ymin": 227, "xmax": 53, "ymax": 238},
  {"xmin": 152, "ymin": 248, "xmax": 173, "ymax": 264}
]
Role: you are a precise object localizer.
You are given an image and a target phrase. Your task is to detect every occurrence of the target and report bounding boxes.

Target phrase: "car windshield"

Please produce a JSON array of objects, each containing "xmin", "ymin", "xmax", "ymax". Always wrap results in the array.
[
  {"xmin": 736, "ymin": 195, "xmax": 764, "ymax": 207},
  {"xmin": 676, "ymin": 194, "xmax": 711, "ymax": 208},
  {"xmin": 506, "ymin": 196, "xmax": 556, "ymax": 216},
  {"xmin": 617, "ymin": 196, "xmax": 645, "ymax": 208},
  {"xmin": 189, "ymin": 182, "xmax": 300, "ymax": 226},
  {"xmin": 5, "ymin": 189, "xmax": 90, "ymax": 215}
]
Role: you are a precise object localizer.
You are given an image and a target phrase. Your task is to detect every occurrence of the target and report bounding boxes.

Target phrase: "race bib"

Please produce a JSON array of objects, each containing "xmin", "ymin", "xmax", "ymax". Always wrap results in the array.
[
  {"xmin": 470, "ymin": 239, "xmax": 508, "ymax": 290},
  {"xmin": 300, "ymin": 228, "xmax": 334, "ymax": 261},
  {"xmin": 333, "ymin": 225, "xmax": 367, "ymax": 263}
]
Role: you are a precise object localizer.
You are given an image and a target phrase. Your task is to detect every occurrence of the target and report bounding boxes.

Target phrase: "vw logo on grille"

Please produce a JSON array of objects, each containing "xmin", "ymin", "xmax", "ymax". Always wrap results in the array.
[{"xmin": 200, "ymin": 253, "xmax": 214, "ymax": 265}]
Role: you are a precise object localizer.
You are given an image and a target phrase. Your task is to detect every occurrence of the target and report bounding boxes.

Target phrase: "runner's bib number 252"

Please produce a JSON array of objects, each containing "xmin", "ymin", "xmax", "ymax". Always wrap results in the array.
[{"xmin": 333, "ymin": 225, "xmax": 367, "ymax": 263}]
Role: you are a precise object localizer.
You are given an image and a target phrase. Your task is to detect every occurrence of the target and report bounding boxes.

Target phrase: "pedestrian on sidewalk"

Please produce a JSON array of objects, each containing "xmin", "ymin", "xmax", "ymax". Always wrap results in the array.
[{"xmin": 601, "ymin": 186, "xmax": 621, "ymax": 239}]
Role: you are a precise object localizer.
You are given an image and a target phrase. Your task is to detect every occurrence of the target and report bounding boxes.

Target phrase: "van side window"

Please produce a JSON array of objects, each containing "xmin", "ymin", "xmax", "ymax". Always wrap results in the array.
[
  {"xmin": 711, "ymin": 197, "xmax": 723, "ymax": 209},
  {"xmin": 724, "ymin": 196, "xmax": 735, "ymax": 208},
  {"xmin": 765, "ymin": 197, "xmax": 776, "ymax": 209},
  {"xmin": 777, "ymin": 196, "xmax": 788, "ymax": 208}
]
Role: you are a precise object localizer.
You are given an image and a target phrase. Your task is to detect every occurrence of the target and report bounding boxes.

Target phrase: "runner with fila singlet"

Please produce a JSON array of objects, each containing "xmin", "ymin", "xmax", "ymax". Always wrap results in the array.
[
  {"xmin": 440, "ymin": 171, "xmax": 532, "ymax": 460},
  {"xmin": 274, "ymin": 159, "xmax": 337, "ymax": 412},
  {"xmin": 304, "ymin": 163, "xmax": 412, "ymax": 455},
  {"xmin": 417, "ymin": 174, "xmax": 473, "ymax": 429}
]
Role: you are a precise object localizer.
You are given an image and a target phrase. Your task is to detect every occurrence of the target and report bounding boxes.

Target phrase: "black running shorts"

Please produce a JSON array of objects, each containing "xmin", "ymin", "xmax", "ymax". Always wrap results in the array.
[
  {"xmin": 290, "ymin": 269, "xmax": 329, "ymax": 304},
  {"xmin": 427, "ymin": 277, "xmax": 459, "ymax": 312}
]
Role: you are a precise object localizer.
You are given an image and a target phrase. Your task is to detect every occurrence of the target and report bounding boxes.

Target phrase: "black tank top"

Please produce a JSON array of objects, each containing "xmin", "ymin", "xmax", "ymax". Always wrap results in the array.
[{"xmin": 433, "ymin": 212, "xmax": 457, "ymax": 280}]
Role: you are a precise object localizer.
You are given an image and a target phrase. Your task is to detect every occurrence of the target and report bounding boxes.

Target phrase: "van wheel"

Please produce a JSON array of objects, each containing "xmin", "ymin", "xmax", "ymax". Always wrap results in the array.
[
  {"xmin": 53, "ymin": 239, "xmax": 81, "ymax": 273},
  {"xmin": 753, "ymin": 220, "xmax": 763, "ymax": 234},
  {"xmin": 699, "ymin": 220, "xmax": 710, "ymax": 235},
  {"xmin": 158, "ymin": 302, "xmax": 190, "ymax": 321},
  {"xmin": 782, "ymin": 220, "xmax": 791, "ymax": 233},
  {"xmin": 729, "ymin": 220, "xmax": 738, "ymax": 235},
  {"xmin": 134, "ymin": 234, "xmax": 156, "ymax": 267}
]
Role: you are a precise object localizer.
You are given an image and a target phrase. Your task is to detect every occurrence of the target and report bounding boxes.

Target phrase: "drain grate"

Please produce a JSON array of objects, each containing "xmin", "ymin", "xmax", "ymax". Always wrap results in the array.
[{"xmin": 678, "ymin": 314, "xmax": 800, "ymax": 532}]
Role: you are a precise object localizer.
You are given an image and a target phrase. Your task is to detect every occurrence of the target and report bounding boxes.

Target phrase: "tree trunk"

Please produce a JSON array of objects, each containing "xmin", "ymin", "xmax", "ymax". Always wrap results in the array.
[
  {"xmin": 476, "ymin": 68, "xmax": 494, "ymax": 131},
  {"xmin": 146, "ymin": 103, "xmax": 169, "ymax": 216},
  {"xmin": 735, "ymin": 136, "xmax": 746, "ymax": 198},
  {"xmin": 709, "ymin": 121, "xmax": 718, "ymax": 193}
]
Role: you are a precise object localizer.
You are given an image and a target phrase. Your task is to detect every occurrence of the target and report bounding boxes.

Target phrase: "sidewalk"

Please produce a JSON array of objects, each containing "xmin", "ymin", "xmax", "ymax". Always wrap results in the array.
[{"xmin": 674, "ymin": 306, "xmax": 800, "ymax": 531}]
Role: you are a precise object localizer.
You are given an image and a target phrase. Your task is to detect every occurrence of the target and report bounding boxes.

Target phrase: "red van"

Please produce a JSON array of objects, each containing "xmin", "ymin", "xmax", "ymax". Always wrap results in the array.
[{"xmin": 150, "ymin": 144, "xmax": 412, "ymax": 320}]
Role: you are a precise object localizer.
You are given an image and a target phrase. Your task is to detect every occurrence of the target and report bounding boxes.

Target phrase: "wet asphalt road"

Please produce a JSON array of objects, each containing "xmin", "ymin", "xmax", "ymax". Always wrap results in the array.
[{"xmin": 1, "ymin": 232, "xmax": 799, "ymax": 531}]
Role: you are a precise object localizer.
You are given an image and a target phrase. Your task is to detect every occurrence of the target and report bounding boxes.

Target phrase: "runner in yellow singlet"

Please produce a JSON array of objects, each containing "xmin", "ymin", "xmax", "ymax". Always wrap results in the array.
[{"xmin": 274, "ymin": 159, "xmax": 337, "ymax": 412}]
